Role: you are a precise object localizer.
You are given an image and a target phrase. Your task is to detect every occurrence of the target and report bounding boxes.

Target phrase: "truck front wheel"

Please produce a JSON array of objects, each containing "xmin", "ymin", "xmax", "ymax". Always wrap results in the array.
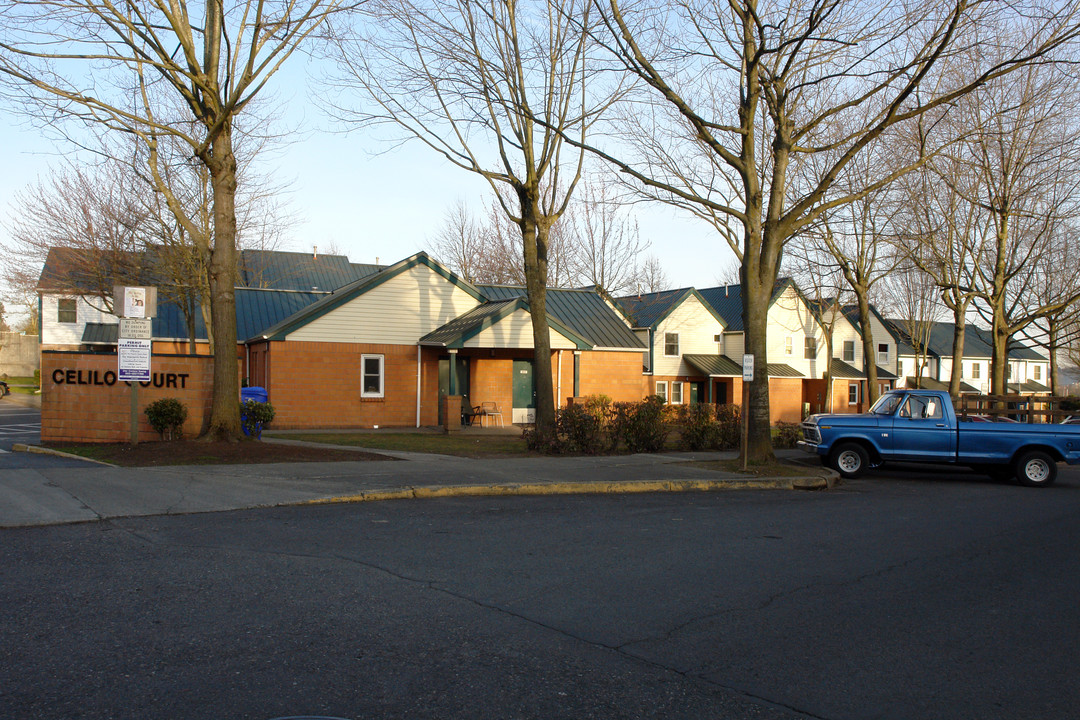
[
  {"xmin": 1015, "ymin": 451, "xmax": 1057, "ymax": 487},
  {"xmin": 829, "ymin": 443, "xmax": 869, "ymax": 479}
]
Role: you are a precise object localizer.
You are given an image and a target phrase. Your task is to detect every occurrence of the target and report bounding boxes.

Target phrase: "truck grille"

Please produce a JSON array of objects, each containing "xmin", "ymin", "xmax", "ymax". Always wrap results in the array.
[{"xmin": 801, "ymin": 423, "xmax": 820, "ymax": 444}]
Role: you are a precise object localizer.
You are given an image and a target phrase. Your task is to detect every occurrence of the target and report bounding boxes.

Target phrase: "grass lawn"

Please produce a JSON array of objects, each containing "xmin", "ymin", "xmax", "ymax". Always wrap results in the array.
[
  {"xmin": 265, "ymin": 431, "xmax": 530, "ymax": 458},
  {"xmin": 3, "ymin": 376, "xmax": 39, "ymax": 394}
]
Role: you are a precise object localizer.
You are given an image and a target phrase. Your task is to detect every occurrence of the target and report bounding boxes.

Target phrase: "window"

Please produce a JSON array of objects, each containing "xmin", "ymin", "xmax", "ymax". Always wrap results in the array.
[
  {"xmin": 785, "ymin": 336, "xmax": 793, "ymax": 356},
  {"xmin": 671, "ymin": 381, "xmax": 683, "ymax": 404},
  {"xmin": 1034, "ymin": 365, "xmax": 1042, "ymax": 381},
  {"xmin": 877, "ymin": 343, "xmax": 889, "ymax": 364},
  {"xmin": 804, "ymin": 336, "xmax": 817, "ymax": 359},
  {"xmin": 848, "ymin": 383, "xmax": 860, "ymax": 405},
  {"xmin": 971, "ymin": 363, "xmax": 980, "ymax": 379},
  {"xmin": 361, "ymin": 354, "xmax": 384, "ymax": 398},
  {"xmin": 655, "ymin": 381, "xmax": 667, "ymax": 402},
  {"xmin": 842, "ymin": 340, "xmax": 855, "ymax": 362},
  {"xmin": 900, "ymin": 395, "xmax": 942, "ymax": 420},
  {"xmin": 58, "ymin": 298, "xmax": 77, "ymax": 324},
  {"xmin": 664, "ymin": 332, "xmax": 679, "ymax": 356}
]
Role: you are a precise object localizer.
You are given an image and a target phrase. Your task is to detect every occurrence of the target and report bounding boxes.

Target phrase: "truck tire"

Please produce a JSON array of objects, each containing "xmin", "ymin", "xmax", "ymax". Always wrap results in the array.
[
  {"xmin": 1015, "ymin": 451, "xmax": 1057, "ymax": 487},
  {"xmin": 829, "ymin": 442, "xmax": 869, "ymax": 479}
]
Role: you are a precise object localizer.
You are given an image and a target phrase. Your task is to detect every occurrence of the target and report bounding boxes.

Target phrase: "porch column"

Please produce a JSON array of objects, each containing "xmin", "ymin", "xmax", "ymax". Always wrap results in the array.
[
  {"xmin": 449, "ymin": 349, "xmax": 458, "ymax": 396},
  {"xmin": 708, "ymin": 378, "xmax": 714, "ymax": 403},
  {"xmin": 573, "ymin": 351, "xmax": 581, "ymax": 397}
]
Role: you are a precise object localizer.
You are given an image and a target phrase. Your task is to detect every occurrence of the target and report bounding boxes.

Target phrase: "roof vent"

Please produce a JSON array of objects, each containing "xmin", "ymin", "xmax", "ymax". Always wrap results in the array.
[{"xmin": 313, "ymin": 245, "xmax": 317, "ymax": 259}]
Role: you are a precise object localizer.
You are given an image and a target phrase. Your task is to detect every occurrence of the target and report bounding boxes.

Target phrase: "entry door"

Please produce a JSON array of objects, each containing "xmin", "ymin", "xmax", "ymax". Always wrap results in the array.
[
  {"xmin": 437, "ymin": 356, "xmax": 470, "ymax": 425},
  {"xmin": 512, "ymin": 359, "xmax": 536, "ymax": 424}
]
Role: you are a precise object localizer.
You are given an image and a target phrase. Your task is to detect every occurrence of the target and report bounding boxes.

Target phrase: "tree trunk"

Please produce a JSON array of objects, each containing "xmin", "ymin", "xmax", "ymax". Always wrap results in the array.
[
  {"xmin": 855, "ymin": 292, "xmax": 879, "ymax": 403},
  {"xmin": 1049, "ymin": 319, "xmax": 1060, "ymax": 395},
  {"xmin": 823, "ymin": 328, "xmax": 833, "ymax": 413},
  {"xmin": 520, "ymin": 192, "xmax": 556, "ymax": 440},
  {"xmin": 742, "ymin": 268, "xmax": 775, "ymax": 462},
  {"xmin": 990, "ymin": 316, "xmax": 1009, "ymax": 399},
  {"xmin": 949, "ymin": 317, "xmax": 966, "ymax": 398},
  {"xmin": 202, "ymin": 127, "xmax": 241, "ymax": 440}
]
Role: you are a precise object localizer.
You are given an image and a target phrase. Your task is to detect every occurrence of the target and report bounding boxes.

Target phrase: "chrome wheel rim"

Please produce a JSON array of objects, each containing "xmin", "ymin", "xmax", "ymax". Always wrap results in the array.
[
  {"xmin": 838, "ymin": 450, "xmax": 861, "ymax": 473},
  {"xmin": 1024, "ymin": 458, "xmax": 1050, "ymax": 483}
]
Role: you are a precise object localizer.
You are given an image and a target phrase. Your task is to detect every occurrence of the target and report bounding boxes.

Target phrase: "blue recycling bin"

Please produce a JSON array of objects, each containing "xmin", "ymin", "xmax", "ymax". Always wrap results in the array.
[{"xmin": 240, "ymin": 386, "xmax": 270, "ymax": 437}]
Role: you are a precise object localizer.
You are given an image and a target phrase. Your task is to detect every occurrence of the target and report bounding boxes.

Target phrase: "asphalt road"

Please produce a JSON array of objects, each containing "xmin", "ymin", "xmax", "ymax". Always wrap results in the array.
[
  {"xmin": 0, "ymin": 399, "xmax": 40, "ymax": 452},
  {"xmin": 2, "ymin": 466, "xmax": 1079, "ymax": 720}
]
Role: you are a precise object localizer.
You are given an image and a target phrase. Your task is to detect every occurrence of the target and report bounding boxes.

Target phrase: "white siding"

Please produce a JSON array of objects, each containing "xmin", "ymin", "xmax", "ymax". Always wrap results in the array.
[
  {"xmin": 766, "ymin": 288, "xmax": 825, "ymax": 376},
  {"xmin": 40, "ymin": 294, "xmax": 116, "ymax": 346},
  {"xmin": 828, "ymin": 314, "xmax": 863, "ymax": 367},
  {"xmin": 287, "ymin": 264, "xmax": 480, "ymax": 344},
  {"xmin": 462, "ymin": 308, "xmax": 577, "ymax": 349},
  {"xmin": 724, "ymin": 332, "xmax": 744, "ymax": 359},
  {"xmin": 651, "ymin": 295, "xmax": 724, "ymax": 376}
]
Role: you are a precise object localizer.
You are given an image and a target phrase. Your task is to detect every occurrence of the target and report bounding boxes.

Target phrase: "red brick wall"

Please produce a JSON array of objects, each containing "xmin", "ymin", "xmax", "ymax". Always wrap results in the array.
[
  {"xmin": 580, "ymin": 351, "xmax": 648, "ymax": 402},
  {"xmin": 41, "ymin": 351, "xmax": 214, "ymax": 443},
  {"xmin": 264, "ymin": 341, "xmax": 423, "ymax": 429},
  {"xmin": 769, "ymin": 378, "xmax": 805, "ymax": 423}
]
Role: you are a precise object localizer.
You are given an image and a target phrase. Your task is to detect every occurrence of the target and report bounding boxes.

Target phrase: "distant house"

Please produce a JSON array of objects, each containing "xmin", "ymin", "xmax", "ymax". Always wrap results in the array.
[
  {"xmin": 884, "ymin": 320, "xmax": 1051, "ymax": 395},
  {"xmin": 618, "ymin": 279, "xmax": 828, "ymax": 422}
]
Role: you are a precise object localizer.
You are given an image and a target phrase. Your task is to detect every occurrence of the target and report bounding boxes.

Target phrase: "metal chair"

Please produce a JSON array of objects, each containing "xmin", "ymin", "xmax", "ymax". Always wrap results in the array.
[{"xmin": 479, "ymin": 401, "xmax": 503, "ymax": 427}]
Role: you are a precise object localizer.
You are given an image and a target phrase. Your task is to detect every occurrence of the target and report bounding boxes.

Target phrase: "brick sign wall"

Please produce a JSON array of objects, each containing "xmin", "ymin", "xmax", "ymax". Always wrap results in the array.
[{"xmin": 41, "ymin": 351, "xmax": 214, "ymax": 443}]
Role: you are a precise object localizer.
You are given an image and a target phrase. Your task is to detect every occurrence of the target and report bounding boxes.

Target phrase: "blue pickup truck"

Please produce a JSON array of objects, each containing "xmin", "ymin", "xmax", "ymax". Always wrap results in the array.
[{"xmin": 798, "ymin": 389, "xmax": 1080, "ymax": 486}]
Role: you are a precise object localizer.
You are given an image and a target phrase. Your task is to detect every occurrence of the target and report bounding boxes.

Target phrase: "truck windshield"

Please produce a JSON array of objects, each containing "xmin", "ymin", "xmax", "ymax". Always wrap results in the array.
[{"xmin": 870, "ymin": 393, "xmax": 903, "ymax": 416}]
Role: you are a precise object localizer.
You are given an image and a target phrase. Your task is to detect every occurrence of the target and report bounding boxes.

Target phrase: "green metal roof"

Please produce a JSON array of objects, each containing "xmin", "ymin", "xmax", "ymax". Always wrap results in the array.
[
  {"xmin": 683, "ymin": 354, "xmax": 742, "ymax": 377},
  {"xmin": 478, "ymin": 285, "xmax": 643, "ymax": 350},
  {"xmin": 829, "ymin": 358, "xmax": 898, "ymax": 380},
  {"xmin": 767, "ymin": 363, "xmax": 805, "ymax": 378}
]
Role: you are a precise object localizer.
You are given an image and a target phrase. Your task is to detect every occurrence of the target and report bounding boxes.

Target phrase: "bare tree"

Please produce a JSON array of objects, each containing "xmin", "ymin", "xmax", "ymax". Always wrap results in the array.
[
  {"xmin": 325, "ymin": 0, "xmax": 623, "ymax": 438},
  {"xmin": 636, "ymin": 254, "xmax": 670, "ymax": 293},
  {"xmin": 0, "ymin": 0, "xmax": 345, "ymax": 439},
  {"xmin": 879, "ymin": 262, "xmax": 944, "ymax": 387},
  {"xmin": 430, "ymin": 200, "xmax": 484, "ymax": 283},
  {"xmin": 564, "ymin": 179, "xmax": 649, "ymax": 294},
  {"xmin": 579, "ymin": 0, "xmax": 1080, "ymax": 460},
  {"xmin": 956, "ymin": 62, "xmax": 1080, "ymax": 396}
]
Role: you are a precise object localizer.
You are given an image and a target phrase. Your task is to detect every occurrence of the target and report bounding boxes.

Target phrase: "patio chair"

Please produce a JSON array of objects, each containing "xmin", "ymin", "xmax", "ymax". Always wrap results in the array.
[{"xmin": 479, "ymin": 401, "xmax": 504, "ymax": 427}]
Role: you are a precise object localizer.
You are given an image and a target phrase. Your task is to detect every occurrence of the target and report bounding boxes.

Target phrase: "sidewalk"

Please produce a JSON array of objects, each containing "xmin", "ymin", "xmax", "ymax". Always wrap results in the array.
[{"xmin": 2, "ymin": 436, "xmax": 836, "ymax": 528}]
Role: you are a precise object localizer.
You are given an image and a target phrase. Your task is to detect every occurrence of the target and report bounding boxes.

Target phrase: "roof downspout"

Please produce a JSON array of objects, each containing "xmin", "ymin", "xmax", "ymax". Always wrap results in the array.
[
  {"xmin": 557, "ymin": 349, "xmax": 563, "ymax": 409},
  {"xmin": 416, "ymin": 345, "xmax": 422, "ymax": 428}
]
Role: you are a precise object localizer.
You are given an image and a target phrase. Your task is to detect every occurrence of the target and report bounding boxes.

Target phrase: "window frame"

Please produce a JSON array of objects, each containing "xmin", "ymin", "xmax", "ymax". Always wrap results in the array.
[
  {"xmin": 57, "ymin": 298, "xmax": 77, "ymax": 324},
  {"xmin": 804, "ymin": 336, "xmax": 817, "ymax": 360},
  {"xmin": 1034, "ymin": 365, "xmax": 1042, "ymax": 381},
  {"xmin": 784, "ymin": 336, "xmax": 793, "ymax": 356},
  {"xmin": 360, "ymin": 354, "xmax": 385, "ymax": 398},
  {"xmin": 655, "ymin": 381, "xmax": 667, "ymax": 402},
  {"xmin": 671, "ymin": 381, "xmax": 683, "ymax": 405},
  {"xmin": 848, "ymin": 383, "xmax": 860, "ymax": 405},
  {"xmin": 663, "ymin": 332, "xmax": 679, "ymax": 357},
  {"xmin": 877, "ymin": 343, "xmax": 889, "ymax": 364},
  {"xmin": 971, "ymin": 362, "xmax": 980, "ymax": 379},
  {"xmin": 842, "ymin": 340, "xmax": 855, "ymax": 363}
]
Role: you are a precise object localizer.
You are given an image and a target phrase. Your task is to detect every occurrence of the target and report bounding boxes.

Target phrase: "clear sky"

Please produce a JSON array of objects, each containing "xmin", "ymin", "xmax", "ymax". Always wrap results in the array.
[{"xmin": 0, "ymin": 66, "xmax": 739, "ymax": 325}]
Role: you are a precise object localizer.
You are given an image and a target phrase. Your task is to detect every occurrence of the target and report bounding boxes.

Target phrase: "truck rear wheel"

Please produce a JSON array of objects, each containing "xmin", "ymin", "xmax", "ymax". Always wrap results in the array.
[
  {"xmin": 1015, "ymin": 451, "xmax": 1057, "ymax": 487},
  {"xmin": 829, "ymin": 442, "xmax": 869, "ymax": 479}
]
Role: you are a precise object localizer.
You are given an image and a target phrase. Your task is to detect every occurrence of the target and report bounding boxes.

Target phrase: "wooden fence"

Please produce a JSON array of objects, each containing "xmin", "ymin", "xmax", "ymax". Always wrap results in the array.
[{"xmin": 957, "ymin": 394, "xmax": 1078, "ymax": 424}]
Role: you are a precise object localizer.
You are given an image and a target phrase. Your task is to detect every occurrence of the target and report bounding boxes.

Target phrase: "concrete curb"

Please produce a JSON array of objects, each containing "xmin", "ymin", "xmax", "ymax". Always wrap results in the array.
[
  {"xmin": 12, "ymin": 443, "xmax": 117, "ymax": 467},
  {"xmin": 302, "ymin": 473, "xmax": 837, "ymax": 507}
]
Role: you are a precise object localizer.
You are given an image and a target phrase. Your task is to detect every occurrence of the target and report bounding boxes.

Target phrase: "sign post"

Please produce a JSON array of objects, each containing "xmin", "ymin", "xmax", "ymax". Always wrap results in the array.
[
  {"xmin": 115, "ymin": 286, "xmax": 157, "ymax": 444},
  {"xmin": 741, "ymin": 354, "xmax": 754, "ymax": 471}
]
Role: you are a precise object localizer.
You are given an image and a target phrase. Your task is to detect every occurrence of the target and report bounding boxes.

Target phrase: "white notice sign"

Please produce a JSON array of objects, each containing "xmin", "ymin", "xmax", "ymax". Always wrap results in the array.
[
  {"xmin": 119, "ymin": 318, "xmax": 152, "ymax": 339},
  {"xmin": 118, "ymin": 338, "xmax": 152, "ymax": 382},
  {"xmin": 742, "ymin": 354, "xmax": 754, "ymax": 382},
  {"xmin": 124, "ymin": 287, "xmax": 147, "ymax": 318}
]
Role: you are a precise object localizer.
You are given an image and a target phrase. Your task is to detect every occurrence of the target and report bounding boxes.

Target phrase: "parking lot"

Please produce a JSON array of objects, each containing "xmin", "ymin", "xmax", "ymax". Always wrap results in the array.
[{"xmin": 0, "ymin": 398, "xmax": 40, "ymax": 452}]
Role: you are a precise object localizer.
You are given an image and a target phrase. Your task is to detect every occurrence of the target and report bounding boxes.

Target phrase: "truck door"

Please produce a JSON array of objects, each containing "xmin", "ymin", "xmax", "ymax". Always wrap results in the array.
[{"xmin": 891, "ymin": 394, "xmax": 956, "ymax": 461}]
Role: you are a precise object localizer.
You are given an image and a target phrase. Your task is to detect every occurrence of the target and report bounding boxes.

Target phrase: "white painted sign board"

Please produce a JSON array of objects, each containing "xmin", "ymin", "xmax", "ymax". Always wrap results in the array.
[
  {"xmin": 118, "ymin": 338, "xmax": 152, "ymax": 382},
  {"xmin": 119, "ymin": 318, "xmax": 152, "ymax": 340},
  {"xmin": 742, "ymin": 354, "xmax": 754, "ymax": 382}
]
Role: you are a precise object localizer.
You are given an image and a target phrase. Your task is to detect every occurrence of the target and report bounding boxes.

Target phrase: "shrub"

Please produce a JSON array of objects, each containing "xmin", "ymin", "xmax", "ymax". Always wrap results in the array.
[
  {"xmin": 612, "ymin": 395, "xmax": 669, "ymax": 453},
  {"xmin": 714, "ymin": 403, "xmax": 741, "ymax": 449},
  {"xmin": 1060, "ymin": 397, "xmax": 1080, "ymax": 412},
  {"xmin": 144, "ymin": 398, "xmax": 188, "ymax": 440},
  {"xmin": 677, "ymin": 403, "xmax": 719, "ymax": 451},
  {"xmin": 557, "ymin": 403, "xmax": 605, "ymax": 454},
  {"xmin": 240, "ymin": 399, "xmax": 276, "ymax": 439},
  {"xmin": 772, "ymin": 420, "xmax": 802, "ymax": 449}
]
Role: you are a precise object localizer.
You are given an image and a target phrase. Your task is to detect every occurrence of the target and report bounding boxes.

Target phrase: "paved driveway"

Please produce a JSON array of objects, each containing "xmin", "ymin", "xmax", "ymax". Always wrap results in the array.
[{"xmin": 0, "ymin": 399, "xmax": 40, "ymax": 452}]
